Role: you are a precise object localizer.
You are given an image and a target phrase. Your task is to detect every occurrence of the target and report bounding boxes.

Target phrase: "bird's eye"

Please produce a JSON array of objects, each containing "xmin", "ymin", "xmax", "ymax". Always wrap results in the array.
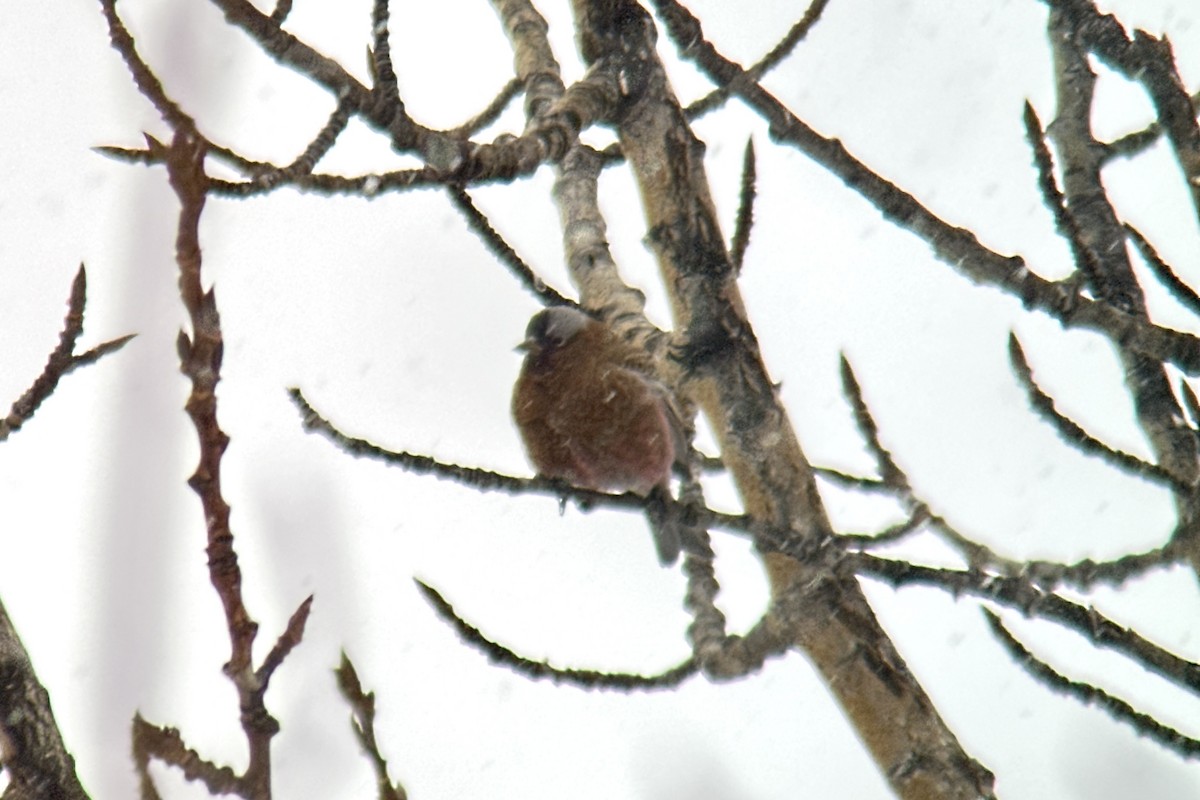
[
  {"xmin": 525, "ymin": 314, "xmax": 550, "ymax": 343},
  {"xmin": 539, "ymin": 317, "xmax": 567, "ymax": 346}
]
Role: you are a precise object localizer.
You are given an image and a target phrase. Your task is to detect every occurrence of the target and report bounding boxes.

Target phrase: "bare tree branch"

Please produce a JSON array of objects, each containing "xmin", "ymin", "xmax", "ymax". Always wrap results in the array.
[
  {"xmin": 1023, "ymin": 101, "xmax": 1104, "ymax": 287},
  {"xmin": 1126, "ymin": 223, "xmax": 1200, "ymax": 317},
  {"xmin": 448, "ymin": 78, "xmax": 522, "ymax": 138},
  {"xmin": 650, "ymin": 0, "xmax": 1200, "ymax": 378},
  {"xmin": 684, "ymin": 0, "xmax": 831, "ymax": 119},
  {"xmin": 446, "ymin": 185, "xmax": 576, "ymax": 307},
  {"xmin": 0, "ymin": 265, "xmax": 134, "ymax": 442},
  {"xmin": 81, "ymin": 0, "xmax": 1200, "ymax": 795},
  {"xmin": 415, "ymin": 580, "xmax": 698, "ymax": 690},
  {"xmin": 983, "ymin": 611, "xmax": 1200, "ymax": 760},
  {"xmin": 1041, "ymin": 0, "xmax": 1200, "ymax": 219},
  {"xmin": 593, "ymin": 1, "xmax": 995, "ymax": 795},
  {"xmin": 852, "ymin": 553, "xmax": 1200, "ymax": 692},
  {"xmin": 729, "ymin": 138, "xmax": 757, "ymax": 274},
  {"xmin": 1008, "ymin": 333, "xmax": 1185, "ymax": 490},
  {"xmin": 1104, "ymin": 89, "xmax": 1200, "ymax": 163},
  {"xmin": 335, "ymin": 654, "xmax": 408, "ymax": 800},
  {"xmin": 131, "ymin": 715, "xmax": 239, "ymax": 800},
  {"xmin": 0, "ymin": 599, "xmax": 89, "ymax": 800}
]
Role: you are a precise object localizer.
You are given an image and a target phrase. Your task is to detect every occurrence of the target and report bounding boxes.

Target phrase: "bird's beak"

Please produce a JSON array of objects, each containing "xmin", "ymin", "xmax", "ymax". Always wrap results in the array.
[{"xmin": 515, "ymin": 337, "xmax": 536, "ymax": 354}]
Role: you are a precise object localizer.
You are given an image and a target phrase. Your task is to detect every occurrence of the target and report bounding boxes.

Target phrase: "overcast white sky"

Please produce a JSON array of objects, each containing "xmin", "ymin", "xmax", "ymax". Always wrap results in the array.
[{"xmin": 2, "ymin": 1, "xmax": 1200, "ymax": 798}]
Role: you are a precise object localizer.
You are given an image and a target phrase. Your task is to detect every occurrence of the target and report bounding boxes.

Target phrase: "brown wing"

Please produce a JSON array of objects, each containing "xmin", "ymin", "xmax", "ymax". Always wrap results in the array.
[
  {"xmin": 514, "ymin": 359, "xmax": 675, "ymax": 494},
  {"xmin": 513, "ymin": 363, "xmax": 604, "ymax": 489},
  {"xmin": 513, "ymin": 348, "xmax": 685, "ymax": 564},
  {"xmin": 562, "ymin": 366, "xmax": 675, "ymax": 495}
]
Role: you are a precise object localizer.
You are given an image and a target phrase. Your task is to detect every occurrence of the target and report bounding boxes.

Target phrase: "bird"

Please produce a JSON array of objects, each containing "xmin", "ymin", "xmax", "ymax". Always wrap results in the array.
[{"xmin": 511, "ymin": 305, "xmax": 686, "ymax": 565}]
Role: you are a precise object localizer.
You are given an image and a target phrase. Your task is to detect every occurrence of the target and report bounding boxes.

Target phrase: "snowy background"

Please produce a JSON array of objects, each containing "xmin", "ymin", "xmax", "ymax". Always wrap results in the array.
[{"xmin": 2, "ymin": 0, "xmax": 1199, "ymax": 797}]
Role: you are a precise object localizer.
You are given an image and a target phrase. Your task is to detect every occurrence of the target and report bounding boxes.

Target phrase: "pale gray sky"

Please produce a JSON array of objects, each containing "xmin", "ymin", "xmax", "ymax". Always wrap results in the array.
[{"xmin": 1, "ymin": 1, "xmax": 1199, "ymax": 798}]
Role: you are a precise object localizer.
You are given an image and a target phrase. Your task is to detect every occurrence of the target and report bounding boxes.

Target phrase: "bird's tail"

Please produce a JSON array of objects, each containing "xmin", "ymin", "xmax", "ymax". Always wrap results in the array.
[{"xmin": 646, "ymin": 485, "xmax": 684, "ymax": 566}]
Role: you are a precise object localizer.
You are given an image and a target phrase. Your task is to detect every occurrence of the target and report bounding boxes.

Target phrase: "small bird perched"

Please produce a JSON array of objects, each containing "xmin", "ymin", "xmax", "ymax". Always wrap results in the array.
[{"xmin": 512, "ymin": 306, "xmax": 686, "ymax": 565}]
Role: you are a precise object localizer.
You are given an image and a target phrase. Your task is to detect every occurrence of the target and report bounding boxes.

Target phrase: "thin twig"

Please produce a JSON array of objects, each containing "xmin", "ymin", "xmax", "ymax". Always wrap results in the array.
[
  {"xmin": 729, "ymin": 138, "xmax": 757, "ymax": 274},
  {"xmin": 257, "ymin": 596, "xmax": 314, "ymax": 684},
  {"xmin": 269, "ymin": 0, "xmax": 292, "ymax": 24},
  {"xmin": 336, "ymin": 654, "xmax": 408, "ymax": 800},
  {"xmin": 449, "ymin": 78, "xmax": 523, "ymax": 137},
  {"xmin": 96, "ymin": 132, "xmax": 275, "ymax": 180},
  {"xmin": 650, "ymin": 0, "xmax": 1200, "ymax": 376},
  {"xmin": 288, "ymin": 386, "xmax": 754, "ymax": 533},
  {"xmin": 445, "ymin": 185, "xmax": 576, "ymax": 306},
  {"xmin": 685, "ymin": 0, "xmax": 831, "ymax": 119},
  {"xmin": 415, "ymin": 580, "xmax": 698, "ymax": 690},
  {"xmin": 850, "ymin": 553, "xmax": 1200, "ymax": 695},
  {"xmin": 1008, "ymin": 333, "xmax": 1185, "ymax": 491},
  {"xmin": 1023, "ymin": 101, "xmax": 1103, "ymax": 287},
  {"xmin": 1018, "ymin": 543, "xmax": 1179, "ymax": 590},
  {"xmin": 99, "ymin": 0, "xmax": 194, "ymax": 132},
  {"xmin": 1182, "ymin": 379, "xmax": 1200, "ymax": 430},
  {"xmin": 984, "ymin": 611, "xmax": 1200, "ymax": 759},
  {"xmin": 839, "ymin": 507, "xmax": 931, "ymax": 549},
  {"xmin": 96, "ymin": 104, "xmax": 443, "ymax": 201},
  {"xmin": 813, "ymin": 466, "xmax": 888, "ymax": 492},
  {"xmin": 1125, "ymin": 224, "xmax": 1200, "ymax": 317},
  {"xmin": 1103, "ymin": 89, "xmax": 1200, "ymax": 163},
  {"xmin": 0, "ymin": 265, "xmax": 134, "ymax": 442},
  {"xmin": 839, "ymin": 356, "xmax": 907, "ymax": 489},
  {"xmin": 1042, "ymin": 0, "xmax": 1200, "ymax": 217},
  {"xmin": 254, "ymin": 98, "xmax": 356, "ymax": 186},
  {"xmin": 132, "ymin": 714, "xmax": 239, "ymax": 799},
  {"xmin": 209, "ymin": 0, "xmax": 425, "ymax": 151},
  {"xmin": 167, "ymin": 128, "xmax": 305, "ymax": 798},
  {"xmin": 369, "ymin": 0, "xmax": 402, "ymax": 108},
  {"xmin": 212, "ymin": 166, "xmax": 444, "ymax": 198}
]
